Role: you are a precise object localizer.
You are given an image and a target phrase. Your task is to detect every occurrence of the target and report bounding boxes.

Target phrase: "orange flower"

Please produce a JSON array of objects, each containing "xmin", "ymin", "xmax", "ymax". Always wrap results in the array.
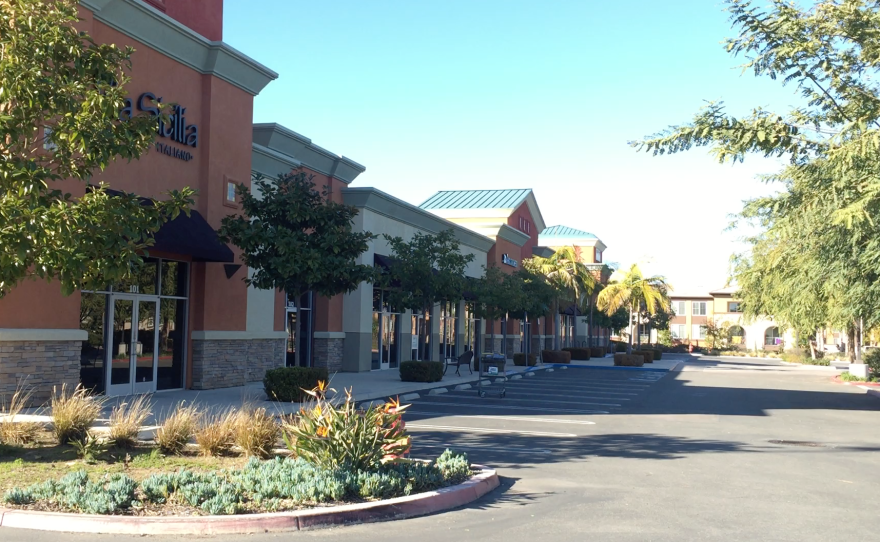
[
  {"xmin": 316, "ymin": 380, "xmax": 329, "ymax": 393},
  {"xmin": 316, "ymin": 425, "xmax": 329, "ymax": 437},
  {"xmin": 312, "ymin": 405, "xmax": 322, "ymax": 419}
]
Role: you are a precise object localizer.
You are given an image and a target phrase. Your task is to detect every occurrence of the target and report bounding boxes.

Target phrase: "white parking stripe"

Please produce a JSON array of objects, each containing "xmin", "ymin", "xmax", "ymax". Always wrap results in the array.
[
  {"xmin": 527, "ymin": 378, "xmax": 653, "ymax": 386},
  {"xmin": 452, "ymin": 389, "xmax": 631, "ymax": 400},
  {"xmin": 404, "ymin": 412, "xmax": 597, "ymax": 425},
  {"xmin": 414, "ymin": 443, "xmax": 555, "ymax": 454},
  {"xmin": 406, "ymin": 424, "xmax": 578, "ymax": 437},
  {"xmin": 504, "ymin": 381, "xmax": 649, "ymax": 390},
  {"xmin": 422, "ymin": 395, "xmax": 621, "ymax": 407},
  {"xmin": 491, "ymin": 385, "xmax": 640, "ymax": 395},
  {"xmin": 403, "ymin": 401, "xmax": 610, "ymax": 415}
]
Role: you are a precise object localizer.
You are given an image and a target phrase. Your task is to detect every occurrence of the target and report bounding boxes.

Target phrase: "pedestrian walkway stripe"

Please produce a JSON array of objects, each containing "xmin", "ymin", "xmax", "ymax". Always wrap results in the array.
[
  {"xmin": 404, "ymin": 412, "xmax": 597, "ymax": 425},
  {"xmin": 406, "ymin": 424, "xmax": 577, "ymax": 437},
  {"xmin": 404, "ymin": 401, "xmax": 610, "ymax": 415}
]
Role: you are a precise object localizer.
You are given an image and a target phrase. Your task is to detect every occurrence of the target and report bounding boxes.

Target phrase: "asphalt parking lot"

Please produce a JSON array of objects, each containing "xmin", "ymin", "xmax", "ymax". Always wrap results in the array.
[{"xmin": 7, "ymin": 357, "xmax": 880, "ymax": 542}]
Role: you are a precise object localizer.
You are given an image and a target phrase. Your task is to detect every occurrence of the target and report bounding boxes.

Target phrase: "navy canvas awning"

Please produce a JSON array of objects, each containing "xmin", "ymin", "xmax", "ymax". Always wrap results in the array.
[{"xmin": 152, "ymin": 210, "xmax": 235, "ymax": 263}]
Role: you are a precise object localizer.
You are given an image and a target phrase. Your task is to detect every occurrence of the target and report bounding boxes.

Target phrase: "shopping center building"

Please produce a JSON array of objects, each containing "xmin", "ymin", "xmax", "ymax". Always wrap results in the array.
[{"xmin": 0, "ymin": 0, "xmax": 613, "ymax": 402}]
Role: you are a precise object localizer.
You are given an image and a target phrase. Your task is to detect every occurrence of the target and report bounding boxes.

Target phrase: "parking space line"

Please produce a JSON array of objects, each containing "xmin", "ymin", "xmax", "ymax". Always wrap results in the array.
[
  {"xmin": 453, "ymin": 389, "xmax": 631, "ymax": 400},
  {"xmin": 493, "ymin": 385, "xmax": 640, "ymax": 395},
  {"xmin": 403, "ymin": 401, "xmax": 611, "ymax": 414},
  {"xmin": 423, "ymin": 395, "xmax": 622, "ymax": 407},
  {"xmin": 413, "ymin": 443, "xmax": 555, "ymax": 454},
  {"xmin": 406, "ymin": 424, "xmax": 578, "ymax": 437},
  {"xmin": 405, "ymin": 412, "xmax": 597, "ymax": 425}
]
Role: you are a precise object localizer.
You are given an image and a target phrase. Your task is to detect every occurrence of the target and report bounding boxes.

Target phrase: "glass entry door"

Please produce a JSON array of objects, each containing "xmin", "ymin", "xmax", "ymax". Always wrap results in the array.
[{"xmin": 107, "ymin": 295, "xmax": 159, "ymax": 396}]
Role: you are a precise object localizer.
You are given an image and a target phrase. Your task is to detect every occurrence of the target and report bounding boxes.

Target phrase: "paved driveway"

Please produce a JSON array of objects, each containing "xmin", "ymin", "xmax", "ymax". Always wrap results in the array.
[{"xmin": 6, "ymin": 356, "xmax": 880, "ymax": 542}]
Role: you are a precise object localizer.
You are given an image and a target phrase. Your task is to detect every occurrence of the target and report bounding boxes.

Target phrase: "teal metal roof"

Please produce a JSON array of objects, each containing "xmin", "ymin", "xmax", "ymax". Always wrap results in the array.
[
  {"xmin": 419, "ymin": 189, "xmax": 532, "ymax": 210},
  {"xmin": 541, "ymin": 225, "xmax": 597, "ymax": 239}
]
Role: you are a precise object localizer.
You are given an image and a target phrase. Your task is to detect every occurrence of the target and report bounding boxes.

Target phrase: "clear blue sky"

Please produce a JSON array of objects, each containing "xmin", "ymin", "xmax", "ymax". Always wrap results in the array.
[{"xmin": 225, "ymin": 0, "xmax": 796, "ymax": 293}]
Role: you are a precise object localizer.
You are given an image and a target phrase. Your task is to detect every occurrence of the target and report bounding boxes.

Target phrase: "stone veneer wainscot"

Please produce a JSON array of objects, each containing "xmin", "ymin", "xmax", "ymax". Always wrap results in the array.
[
  {"xmin": 0, "ymin": 340, "xmax": 81, "ymax": 405},
  {"xmin": 191, "ymin": 337, "xmax": 285, "ymax": 389}
]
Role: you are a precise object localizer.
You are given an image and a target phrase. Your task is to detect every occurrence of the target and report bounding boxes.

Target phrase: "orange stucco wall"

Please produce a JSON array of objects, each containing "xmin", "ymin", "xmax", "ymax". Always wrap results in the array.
[{"xmin": 0, "ymin": 4, "xmax": 253, "ymax": 338}]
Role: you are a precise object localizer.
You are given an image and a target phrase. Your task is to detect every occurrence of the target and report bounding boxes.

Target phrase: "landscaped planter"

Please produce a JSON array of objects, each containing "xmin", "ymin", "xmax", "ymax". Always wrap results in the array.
[
  {"xmin": 632, "ymin": 350, "xmax": 655, "ymax": 364},
  {"xmin": 0, "ymin": 466, "xmax": 499, "ymax": 535},
  {"xmin": 590, "ymin": 347, "xmax": 606, "ymax": 358},
  {"xmin": 542, "ymin": 350, "xmax": 572, "ymax": 364},
  {"xmin": 513, "ymin": 353, "xmax": 538, "ymax": 366},
  {"xmin": 561, "ymin": 347, "xmax": 590, "ymax": 360},
  {"xmin": 613, "ymin": 354, "xmax": 644, "ymax": 367}
]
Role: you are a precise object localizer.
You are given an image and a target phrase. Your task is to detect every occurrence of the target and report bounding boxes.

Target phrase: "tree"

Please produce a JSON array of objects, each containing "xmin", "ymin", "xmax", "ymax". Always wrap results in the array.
[
  {"xmin": 523, "ymin": 247, "xmax": 597, "ymax": 350},
  {"xmin": 0, "ymin": 0, "xmax": 192, "ymax": 297},
  {"xmin": 704, "ymin": 318, "xmax": 731, "ymax": 351},
  {"xmin": 509, "ymin": 268, "xmax": 558, "ymax": 353},
  {"xmin": 633, "ymin": 0, "xmax": 880, "ymax": 364},
  {"xmin": 592, "ymin": 306, "xmax": 631, "ymax": 337},
  {"xmin": 380, "ymin": 229, "xmax": 475, "ymax": 361},
  {"xmin": 596, "ymin": 264, "xmax": 670, "ymax": 353},
  {"xmin": 219, "ymin": 170, "xmax": 376, "ymax": 303},
  {"xmin": 380, "ymin": 229, "xmax": 475, "ymax": 315},
  {"xmin": 471, "ymin": 266, "xmax": 524, "ymax": 355}
]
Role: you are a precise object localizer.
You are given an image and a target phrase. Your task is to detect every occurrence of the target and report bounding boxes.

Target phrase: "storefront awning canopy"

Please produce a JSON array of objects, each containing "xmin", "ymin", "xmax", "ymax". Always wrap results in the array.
[
  {"xmin": 100, "ymin": 188, "xmax": 234, "ymax": 263},
  {"xmin": 152, "ymin": 210, "xmax": 235, "ymax": 263}
]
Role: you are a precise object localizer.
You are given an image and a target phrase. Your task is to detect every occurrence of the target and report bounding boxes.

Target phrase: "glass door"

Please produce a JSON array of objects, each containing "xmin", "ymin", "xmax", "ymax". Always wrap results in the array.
[{"xmin": 106, "ymin": 295, "xmax": 158, "ymax": 396}]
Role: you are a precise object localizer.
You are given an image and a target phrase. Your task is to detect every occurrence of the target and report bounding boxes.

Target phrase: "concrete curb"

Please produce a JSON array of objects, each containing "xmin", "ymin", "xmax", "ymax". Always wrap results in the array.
[
  {"xmin": 830, "ymin": 375, "xmax": 880, "ymax": 399},
  {"xmin": 454, "ymin": 384, "xmax": 471, "ymax": 391},
  {"xmin": 427, "ymin": 388, "xmax": 449, "ymax": 396},
  {"xmin": 544, "ymin": 363, "xmax": 670, "ymax": 373},
  {"xmin": 401, "ymin": 393, "xmax": 421, "ymax": 401},
  {"xmin": 0, "ymin": 467, "xmax": 499, "ymax": 535}
]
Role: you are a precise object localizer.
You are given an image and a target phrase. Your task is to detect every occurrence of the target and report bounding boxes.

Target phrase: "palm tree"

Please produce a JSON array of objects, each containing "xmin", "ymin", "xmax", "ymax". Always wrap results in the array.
[
  {"xmin": 524, "ymin": 247, "xmax": 597, "ymax": 350},
  {"xmin": 596, "ymin": 264, "xmax": 671, "ymax": 353}
]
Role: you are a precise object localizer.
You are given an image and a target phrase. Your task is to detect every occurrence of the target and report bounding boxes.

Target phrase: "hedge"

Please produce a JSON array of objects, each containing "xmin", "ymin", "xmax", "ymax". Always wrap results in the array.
[
  {"xmin": 543, "ymin": 350, "xmax": 572, "ymax": 364},
  {"xmin": 590, "ymin": 347, "xmax": 606, "ymax": 358},
  {"xmin": 399, "ymin": 361, "xmax": 444, "ymax": 383},
  {"xmin": 613, "ymin": 354, "xmax": 644, "ymax": 367},
  {"xmin": 613, "ymin": 341, "xmax": 628, "ymax": 353},
  {"xmin": 651, "ymin": 348, "xmax": 663, "ymax": 360},
  {"xmin": 562, "ymin": 347, "xmax": 591, "ymax": 360},
  {"xmin": 632, "ymin": 350, "xmax": 655, "ymax": 364},
  {"xmin": 264, "ymin": 366, "xmax": 329, "ymax": 402},
  {"xmin": 513, "ymin": 353, "xmax": 538, "ymax": 366}
]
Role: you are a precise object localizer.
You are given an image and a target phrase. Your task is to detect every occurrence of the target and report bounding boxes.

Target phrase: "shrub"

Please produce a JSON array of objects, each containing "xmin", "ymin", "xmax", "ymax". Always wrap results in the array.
[
  {"xmin": 562, "ymin": 347, "xmax": 590, "ymax": 360},
  {"xmin": 542, "ymin": 350, "xmax": 572, "ymax": 364},
  {"xmin": 0, "ymin": 382, "xmax": 42, "ymax": 446},
  {"xmin": 613, "ymin": 341, "xmax": 628, "ymax": 353},
  {"xmin": 590, "ymin": 347, "xmax": 606, "ymax": 358},
  {"xmin": 69, "ymin": 432, "xmax": 113, "ymax": 463},
  {"xmin": 513, "ymin": 353, "xmax": 538, "ymax": 366},
  {"xmin": 632, "ymin": 350, "xmax": 655, "ymax": 364},
  {"xmin": 839, "ymin": 372, "xmax": 867, "ymax": 382},
  {"xmin": 155, "ymin": 402, "xmax": 201, "ymax": 455},
  {"xmin": 3, "ymin": 470, "xmax": 138, "ymax": 515},
  {"xmin": 263, "ymin": 367, "xmax": 329, "ymax": 402},
  {"xmin": 283, "ymin": 383, "xmax": 411, "ymax": 471},
  {"xmin": 232, "ymin": 406, "xmax": 280, "ymax": 459},
  {"xmin": 51, "ymin": 384, "xmax": 105, "ymax": 445},
  {"xmin": 194, "ymin": 408, "xmax": 237, "ymax": 457},
  {"xmin": 613, "ymin": 354, "xmax": 644, "ymax": 367},
  {"xmin": 864, "ymin": 348, "xmax": 880, "ymax": 377},
  {"xmin": 108, "ymin": 395, "xmax": 151, "ymax": 449},
  {"xmin": 651, "ymin": 348, "xmax": 663, "ymax": 360},
  {"xmin": 399, "ymin": 361, "xmax": 444, "ymax": 383}
]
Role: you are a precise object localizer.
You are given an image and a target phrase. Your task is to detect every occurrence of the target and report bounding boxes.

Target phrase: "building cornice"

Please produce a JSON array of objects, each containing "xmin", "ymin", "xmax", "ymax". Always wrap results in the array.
[
  {"xmin": 251, "ymin": 143, "xmax": 301, "ymax": 179},
  {"xmin": 80, "ymin": 0, "xmax": 278, "ymax": 96},
  {"xmin": 342, "ymin": 188, "xmax": 495, "ymax": 253},
  {"xmin": 252, "ymin": 123, "xmax": 365, "ymax": 184},
  {"xmin": 496, "ymin": 224, "xmax": 531, "ymax": 247}
]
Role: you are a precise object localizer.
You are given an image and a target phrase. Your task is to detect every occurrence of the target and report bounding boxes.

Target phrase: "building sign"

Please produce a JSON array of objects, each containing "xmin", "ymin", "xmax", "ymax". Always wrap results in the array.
[
  {"xmin": 120, "ymin": 92, "xmax": 198, "ymax": 162},
  {"xmin": 502, "ymin": 254, "xmax": 518, "ymax": 268}
]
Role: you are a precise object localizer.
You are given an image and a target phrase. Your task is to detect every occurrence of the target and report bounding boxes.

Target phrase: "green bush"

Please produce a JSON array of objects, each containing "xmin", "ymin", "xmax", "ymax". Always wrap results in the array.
[
  {"xmin": 650, "ymin": 348, "xmax": 662, "ymax": 360},
  {"xmin": 562, "ymin": 347, "xmax": 591, "ymax": 360},
  {"xmin": 513, "ymin": 353, "xmax": 538, "ymax": 366},
  {"xmin": 399, "ymin": 361, "xmax": 444, "ymax": 383},
  {"xmin": 632, "ymin": 350, "xmax": 655, "ymax": 364},
  {"xmin": 613, "ymin": 354, "xmax": 644, "ymax": 367},
  {"xmin": 864, "ymin": 348, "xmax": 880, "ymax": 377},
  {"xmin": 4, "ymin": 451, "xmax": 474, "ymax": 515},
  {"xmin": 263, "ymin": 367, "xmax": 329, "ymax": 402},
  {"xmin": 590, "ymin": 347, "xmax": 606, "ymax": 358},
  {"xmin": 613, "ymin": 341, "xmax": 628, "ymax": 353},
  {"xmin": 543, "ymin": 350, "xmax": 572, "ymax": 363}
]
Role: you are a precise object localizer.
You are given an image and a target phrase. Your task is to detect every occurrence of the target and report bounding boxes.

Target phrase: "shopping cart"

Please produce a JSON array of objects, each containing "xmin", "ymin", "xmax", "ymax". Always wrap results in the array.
[{"xmin": 478, "ymin": 353, "xmax": 506, "ymax": 398}]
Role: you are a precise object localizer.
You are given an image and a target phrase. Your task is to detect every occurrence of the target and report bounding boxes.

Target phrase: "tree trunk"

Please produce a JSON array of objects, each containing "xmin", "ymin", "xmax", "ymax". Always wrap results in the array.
[
  {"xmin": 553, "ymin": 299, "xmax": 560, "ymax": 351},
  {"xmin": 627, "ymin": 304, "xmax": 635, "ymax": 355},
  {"xmin": 588, "ymin": 295, "xmax": 595, "ymax": 348}
]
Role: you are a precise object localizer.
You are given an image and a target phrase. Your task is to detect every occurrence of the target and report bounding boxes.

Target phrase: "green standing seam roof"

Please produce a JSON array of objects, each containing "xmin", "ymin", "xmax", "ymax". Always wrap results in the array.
[
  {"xmin": 419, "ymin": 189, "xmax": 532, "ymax": 210},
  {"xmin": 540, "ymin": 225, "xmax": 597, "ymax": 239}
]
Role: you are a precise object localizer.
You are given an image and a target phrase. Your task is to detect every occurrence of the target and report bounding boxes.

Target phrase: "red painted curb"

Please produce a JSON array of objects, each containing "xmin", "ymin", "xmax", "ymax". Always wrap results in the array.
[{"xmin": 0, "ymin": 466, "xmax": 498, "ymax": 535}]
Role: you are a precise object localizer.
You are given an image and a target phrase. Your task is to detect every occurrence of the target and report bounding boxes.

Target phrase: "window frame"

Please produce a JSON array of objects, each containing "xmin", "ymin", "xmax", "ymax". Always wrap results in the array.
[{"xmin": 692, "ymin": 301, "xmax": 707, "ymax": 316}]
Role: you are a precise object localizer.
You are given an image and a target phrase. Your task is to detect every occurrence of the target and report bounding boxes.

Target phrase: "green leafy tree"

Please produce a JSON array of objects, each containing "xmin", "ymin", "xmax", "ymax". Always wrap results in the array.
[
  {"xmin": 219, "ymin": 171, "xmax": 376, "ymax": 303},
  {"xmin": 380, "ymin": 229, "xmax": 475, "ymax": 315},
  {"xmin": 633, "ymin": 0, "xmax": 880, "ymax": 363},
  {"xmin": 592, "ymin": 306, "xmax": 631, "ymax": 337},
  {"xmin": 704, "ymin": 318, "xmax": 731, "ymax": 351},
  {"xmin": 509, "ymin": 268, "xmax": 558, "ymax": 353},
  {"xmin": 0, "ymin": 0, "xmax": 192, "ymax": 297},
  {"xmin": 596, "ymin": 264, "xmax": 670, "ymax": 353},
  {"xmin": 523, "ymin": 247, "xmax": 597, "ymax": 349},
  {"xmin": 471, "ymin": 266, "xmax": 525, "ymax": 355}
]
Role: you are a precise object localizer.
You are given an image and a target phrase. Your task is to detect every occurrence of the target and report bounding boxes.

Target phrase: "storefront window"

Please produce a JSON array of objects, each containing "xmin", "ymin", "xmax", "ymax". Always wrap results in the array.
[
  {"xmin": 80, "ymin": 258, "xmax": 189, "ymax": 395},
  {"xmin": 439, "ymin": 301, "xmax": 457, "ymax": 360},
  {"xmin": 286, "ymin": 292, "xmax": 313, "ymax": 367},
  {"xmin": 411, "ymin": 309, "xmax": 431, "ymax": 361},
  {"xmin": 372, "ymin": 288, "xmax": 400, "ymax": 370},
  {"xmin": 464, "ymin": 305, "xmax": 477, "ymax": 354}
]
